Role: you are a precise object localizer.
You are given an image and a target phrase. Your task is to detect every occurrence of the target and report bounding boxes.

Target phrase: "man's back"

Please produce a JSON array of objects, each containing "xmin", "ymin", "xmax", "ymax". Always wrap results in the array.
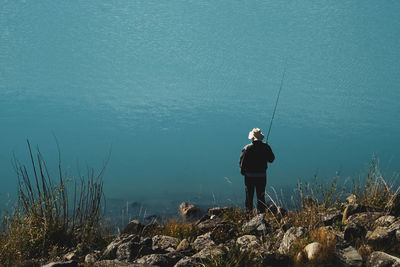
[{"xmin": 240, "ymin": 140, "xmax": 275, "ymax": 174}]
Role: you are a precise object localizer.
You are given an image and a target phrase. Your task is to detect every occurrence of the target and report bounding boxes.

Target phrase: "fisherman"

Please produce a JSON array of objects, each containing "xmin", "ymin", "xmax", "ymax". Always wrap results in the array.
[{"xmin": 239, "ymin": 128, "xmax": 275, "ymax": 213}]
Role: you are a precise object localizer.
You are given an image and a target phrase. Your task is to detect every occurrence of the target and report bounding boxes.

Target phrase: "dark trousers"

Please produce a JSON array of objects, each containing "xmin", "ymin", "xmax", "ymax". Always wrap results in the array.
[{"xmin": 245, "ymin": 176, "xmax": 266, "ymax": 213}]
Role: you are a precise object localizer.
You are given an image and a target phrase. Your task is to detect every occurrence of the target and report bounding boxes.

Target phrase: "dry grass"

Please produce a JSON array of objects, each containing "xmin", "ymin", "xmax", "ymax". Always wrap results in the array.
[
  {"xmin": 0, "ymin": 140, "xmax": 110, "ymax": 266},
  {"xmin": 153, "ymin": 219, "xmax": 199, "ymax": 242}
]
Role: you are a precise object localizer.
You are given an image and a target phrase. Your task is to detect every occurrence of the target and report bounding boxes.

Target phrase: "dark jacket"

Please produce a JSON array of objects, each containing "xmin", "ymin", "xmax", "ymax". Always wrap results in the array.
[{"xmin": 239, "ymin": 140, "xmax": 275, "ymax": 176}]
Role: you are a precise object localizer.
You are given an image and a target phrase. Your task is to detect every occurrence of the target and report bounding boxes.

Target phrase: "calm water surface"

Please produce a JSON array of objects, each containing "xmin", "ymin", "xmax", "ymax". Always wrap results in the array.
[{"xmin": 1, "ymin": 1, "xmax": 399, "ymax": 217}]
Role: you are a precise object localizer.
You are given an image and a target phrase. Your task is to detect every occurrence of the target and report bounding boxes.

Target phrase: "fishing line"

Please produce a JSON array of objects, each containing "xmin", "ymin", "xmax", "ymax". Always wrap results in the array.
[{"xmin": 266, "ymin": 63, "xmax": 287, "ymax": 142}]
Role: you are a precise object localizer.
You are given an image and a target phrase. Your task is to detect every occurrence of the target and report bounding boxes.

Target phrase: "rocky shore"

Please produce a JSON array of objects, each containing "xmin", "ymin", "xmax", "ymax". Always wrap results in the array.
[{"xmin": 42, "ymin": 193, "xmax": 400, "ymax": 267}]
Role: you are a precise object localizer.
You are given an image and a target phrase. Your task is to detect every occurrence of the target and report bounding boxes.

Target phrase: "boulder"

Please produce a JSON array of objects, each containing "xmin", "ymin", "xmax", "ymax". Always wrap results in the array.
[
  {"xmin": 336, "ymin": 246, "xmax": 363, "ymax": 267},
  {"xmin": 116, "ymin": 236, "xmax": 152, "ymax": 262},
  {"xmin": 366, "ymin": 226, "xmax": 392, "ymax": 245},
  {"xmin": 192, "ymin": 232, "xmax": 215, "ymax": 251},
  {"xmin": 346, "ymin": 212, "xmax": 385, "ymax": 228},
  {"xmin": 133, "ymin": 254, "xmax": 169, "ymax": 267},
  {"xmin": 366, "ymin": 251, "xmax": 400, "ymax": 267},
  {"xmin": 85, "ymin": 250, "xmax": 100, "ymax": 264},
  {"xmin": 152, "ymin": 235, "xmax": 179, "ymax": 252},
  {"xmin": 208, "ymin": 206, "xmax": 231, "ymax": 217},
  {"xmin": 192, "ymin": 245, "xmax": 225, "ymax": 260},
  {"xmin": 303, "ymin": 242, "xmax": 322, "ymax": 261},
  {"xmin": 375, "ymin": 215, "xmax": 396, "ymax": 227},
  {"xmin": 278, "ymin": 227, "xmax": 305, "ymax": 254},
  {"xmin": 173, "ymin": 256, "xmax": 201, "ymax": 267},
  {"xmin": 196, "ymin": 216, "xmax": 222, "ymax": 233},
  {"xmin": 93, "ymin": 260, "xmax": 139, "ymax": 267},
  {"xmin": 322, "ymin": 209, "xmax": 342, "ymax": 226},
  {"xmin": 42, "ymin": 261, "xmax": 78, "ymax": 267},
  {"xmin": 236, "ymin": 235, "xmax": 261, "ymax": 251},
  {"xmin": 179, "ymin": 202, "xmax": 199, "ymax": 217},
  {"xmin": 242, "ymin": 214, "xmax": 267, "ymax": 234}
]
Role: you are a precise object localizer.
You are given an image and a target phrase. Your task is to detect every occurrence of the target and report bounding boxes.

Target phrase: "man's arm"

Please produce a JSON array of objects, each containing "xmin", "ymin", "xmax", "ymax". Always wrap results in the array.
[
  {"xmin": 266, "ymin": 144, "xmax": 275, "ymax": 163},
  {"xmin": 239, "ymin": 146, "xmax": 247, "ymax": 175}
]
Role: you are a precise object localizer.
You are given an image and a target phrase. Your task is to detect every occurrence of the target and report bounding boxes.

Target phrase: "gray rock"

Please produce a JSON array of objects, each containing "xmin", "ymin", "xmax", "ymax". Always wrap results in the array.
[
  {"xmin": 152, "ymin": 235, "xmax": 179, "ymax": 252},
  {"xmin": 322, "ymin": 209, "xmax": 343, "ymax": 226},
  {"xmin": 366, "ymin": 226, "xmax": 392, "ymax": 244},
  {"xmin": 93, "ymin": 260, "xmax": 140, "ymax": 267},
  {"xmin": 336, "ymin": 246, "xmax": 363, "ymax": 267},
  {"xmin": 236, "ymin": 235, "xmax": 261, "ymax": 251},
  {"xmin": 242, "ymin": 214, "xmax": 267, "ymax": 234},
  {"xmin": 133, "ymin": 254, "xmax": 169, "ymax": 267},
  {"xmin": 192, "ymin": 232, "xmax": 215, "ymax": 251},
  {"xmin": 122, "ymin": 220, "xmax": 144, "ymax": 235},
  {"xmin": 116, "ymin": 236, "xmax": 152, "ymax": 262},
  {"xmin": 173, "ymin": 256, "xmax": 201, "ymax": 267},
  {"xmin": 179, "ymin": 202, "xmax": 199, "ymax": 217},
  {"xmin": 367, "ymin": 251, "xmax": 400, "ymax": 267},
  {"xmin": 208, "ymin": 206, "xmax": 230, "ymax": 217},
  {"xmin": 85, "ymin": 250, "xmax": 100, "ymax": 263},
  {"xmin": 278, "ymin": 227, "xmax": 304, "ymax": 254},
  {"xmin": 192, "ymin": 246, "xmax": 225, "ymax": 260},
  {"xmin": 42, "ymin": 261, "xmax": 78, "ymax": 267},
  {"xmin": 196, "ymin": 216, "xmax": 222, "ymax": 233}
]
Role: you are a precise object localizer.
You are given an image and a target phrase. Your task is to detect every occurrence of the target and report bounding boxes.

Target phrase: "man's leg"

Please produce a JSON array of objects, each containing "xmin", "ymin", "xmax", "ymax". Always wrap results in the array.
[
  {"xmin": 255, "ymin": 176, "xmax": 267, "ymax": 213},
  {"xmin": 245, "ymin": 176, "xmax": 255, "ymax": 212}
]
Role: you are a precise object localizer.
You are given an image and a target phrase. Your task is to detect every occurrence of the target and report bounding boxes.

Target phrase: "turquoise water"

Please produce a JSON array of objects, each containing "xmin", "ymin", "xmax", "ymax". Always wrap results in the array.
[{"xmin": 1, "ymin": 1, "xmax": 399, "ymax": 216}]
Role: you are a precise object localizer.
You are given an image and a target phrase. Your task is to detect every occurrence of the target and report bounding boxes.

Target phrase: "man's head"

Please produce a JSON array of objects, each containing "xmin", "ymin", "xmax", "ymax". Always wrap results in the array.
[{"xmin": 248, "ymin": 128, "xmax": 264, "ymax": 141}]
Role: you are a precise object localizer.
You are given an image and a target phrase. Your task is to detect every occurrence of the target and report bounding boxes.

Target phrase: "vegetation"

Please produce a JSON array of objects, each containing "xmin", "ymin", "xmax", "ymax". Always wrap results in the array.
[{"xmin": 0, "ymin": 140, "xmax": 110, "ymax": 266}]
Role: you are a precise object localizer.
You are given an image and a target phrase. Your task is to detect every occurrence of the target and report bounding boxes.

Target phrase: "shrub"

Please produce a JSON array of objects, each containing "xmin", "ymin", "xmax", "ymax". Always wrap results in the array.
[{"xmin": 0, "ymin": 140, "xmax": 110, "ymax": 265}]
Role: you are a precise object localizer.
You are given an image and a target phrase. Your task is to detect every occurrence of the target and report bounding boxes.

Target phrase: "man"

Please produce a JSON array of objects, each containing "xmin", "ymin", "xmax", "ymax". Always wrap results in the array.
[{"xmin": 239, "ymin": 128, "xmax": 275, "ymax": 213}]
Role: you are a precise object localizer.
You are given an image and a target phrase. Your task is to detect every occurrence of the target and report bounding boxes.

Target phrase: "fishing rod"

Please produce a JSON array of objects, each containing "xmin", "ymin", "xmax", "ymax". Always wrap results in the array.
[{"xmin": 266, "ymin": 64, "xmax": 287, "ymax": 142}]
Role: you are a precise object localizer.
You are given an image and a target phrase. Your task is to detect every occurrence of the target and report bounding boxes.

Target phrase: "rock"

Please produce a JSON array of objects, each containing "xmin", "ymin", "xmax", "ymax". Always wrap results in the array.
[
  {"xmin": 344, "ymin": 223, "xmax": 366, "ymax": 243},
  {"xmin": 176, "ymin": 239, "xmax": 190, "ymax": 251},
  {"xmin": 346, "ymin": 212, "xmax": 385, "ymax": 228},
  {"xmin": 386, "ymin": 193, "xmax": 400, "ymax": 216},
  {"xmin": 173, "ymin": 256, "xmax": 201, "ymax": 267},
  {"xmin": 336, "ymin": 246, "xmax": 363, "ymax": 267},
  {"xmin": 366, "ymin": 251, "xmax": 400, "ymax": 267},
  {"xmin": 346, "ymin": 194, "xmax": 358, "ymax": 204},
  {"xmin": 85, "ymin": 250, "xmax": 100, "ymax": 263},
  {"xmin": 42, "ymin": 261, "xmax": 78, "ymax": 267},
  {"xmin": 122, "ymin": 220, "xmax": 144, "ymax": 235},
  {"xmin": 208, "ymin": 206, "xmax": 231, "ymax": 217},
  {"xmin": 179, "ymin": 202, "xmax": 199, "ymax": 217},
  {"xmin": 278, "ymin": 227, "xmax": 305, "ymax": 254},
  {"xmin": 63, "ymin": 251, "xmax": 77, "ymax": 261},
  {"xmin": 152, "ymin": 235, "xmax": 179, "ymax": 252},
  {"xmin": 93, "ymin": 260, "xmax": 140, "ymax": 267},
  {"xmin": 342, "ymin": 204, "xmax": 364, "ymax": 222},
  {"xmin": 133, "ymin": 254, "xmax": 169, "ymax": 267},
  {"xmin": 196, "ymin": 216, "xmax": 222, "ymax": 233},
  {"xmin": 304, "ymin": 242, "xmax": 322, "ymax": 261},
  {"xmin": 375, "ymin": 215, "xmax": 396, "ymax": 227},
  {"xmin": 116, "ymin": 236, "xmax": 152, "ymax": 262},
  {"xmin": 322, "ymin": 209, "xmax": 342, "ymax": 226},
  {"xmin": 192, "ymin": 245, "xmax": 225, "ymax": 260},
  {"xmin": 366, "ymin": 226, "xmax": 392, "ymax": 245},
  {"xmin": 192, "ymin": 232, "xmax": 215, "ymax": 251},
  {"xmin": 236, "ymin": 235, "xmax": 261, "ymax": 251},
  {"xmin": 242, "ymin": 214, "xmax": 267, "ymax": 234}
]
